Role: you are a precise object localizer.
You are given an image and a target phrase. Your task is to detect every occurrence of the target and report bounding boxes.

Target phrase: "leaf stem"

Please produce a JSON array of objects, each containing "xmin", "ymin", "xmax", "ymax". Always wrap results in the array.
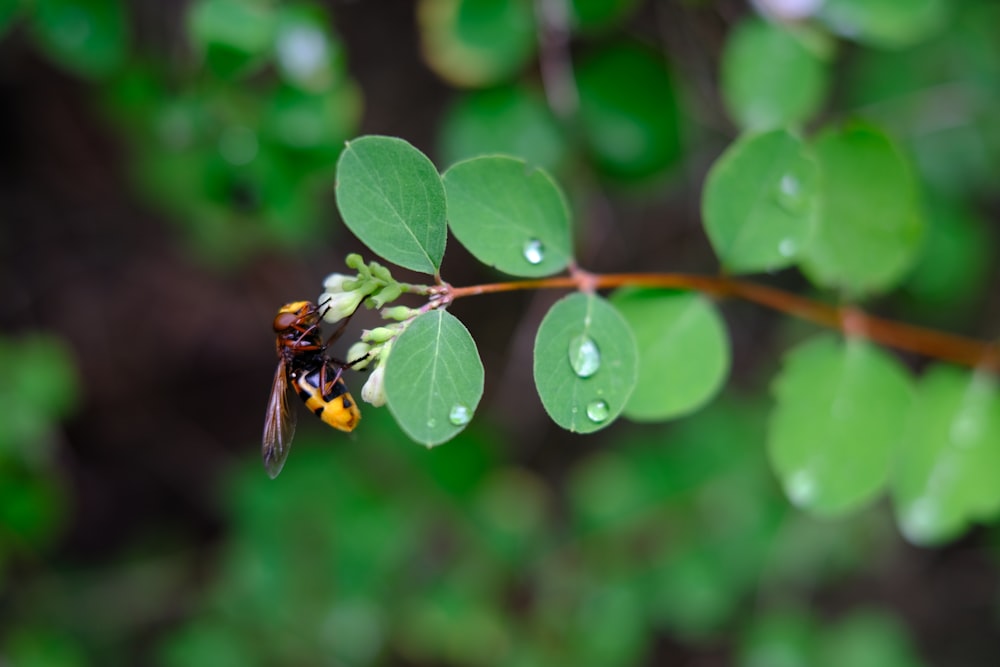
[{"xmin": 446, "ymin": 272, "xmax": 1000, "ymax": 371}]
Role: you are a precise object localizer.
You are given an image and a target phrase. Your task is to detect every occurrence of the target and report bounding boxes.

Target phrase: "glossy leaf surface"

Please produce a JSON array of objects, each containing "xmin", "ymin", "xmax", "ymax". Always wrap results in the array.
[
  {"xmin": 384, "ymin": 311, "xmax": 484, "ymax": 447},
  {"xmin": 533, "ymin": 293, "xmax": 637, "ymax": 433},
  {"xmin": 443, "ymin": 156, "xmax": 572, "ymax": 277},
  {"xmin": 336, "ymin": 136, "xmax": 447, "ymax": 275}
]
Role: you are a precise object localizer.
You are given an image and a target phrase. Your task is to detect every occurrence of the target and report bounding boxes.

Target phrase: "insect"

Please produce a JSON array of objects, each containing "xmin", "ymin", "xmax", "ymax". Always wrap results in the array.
[{"xmin": 262, "ymin": 300, "xmax": 361, "ymax": 478}]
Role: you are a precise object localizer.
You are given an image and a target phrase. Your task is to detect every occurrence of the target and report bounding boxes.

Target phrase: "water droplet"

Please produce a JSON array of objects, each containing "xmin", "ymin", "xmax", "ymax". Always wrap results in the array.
[
  {"xmin": 426, "ymin": 418, "xmax": 437, "ymax": 429},
  {"xmin": 775, "ymin": 172, "xmax": 809, "ymax": 214},
  {"xmin": 900, "ymin": 498, "xmax": 940, "ymax": 544},
  {"xmin": 568, "ymin": 335, "xmax": 601, "ymax": 378},
  {"xmin": 950, "ymin": 413, "xmax": 981, "ymax": 447},
  {"xmin": 448, "ymin": 404, "xmax": 471, "ymax": 426},
  {"xmin": 585, "ymin": 399, "xmax": 610, "ymax": 423},
  {"xmin": 786, "ymin": 470, "xmax": 816, "ymax": 507},
  {"xmin": 778, "ymin": 238, "xmax": 797, "ymax": 257},
  {"xmin": 523, "ymin": 239, "xmax": 545, "ymax": 265}
]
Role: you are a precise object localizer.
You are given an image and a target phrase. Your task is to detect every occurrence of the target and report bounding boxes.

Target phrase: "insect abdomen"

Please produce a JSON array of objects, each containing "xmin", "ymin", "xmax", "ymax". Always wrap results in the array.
[{"xmin": 295, "ymin": 368, "xmax": 361, "ymax": 432}]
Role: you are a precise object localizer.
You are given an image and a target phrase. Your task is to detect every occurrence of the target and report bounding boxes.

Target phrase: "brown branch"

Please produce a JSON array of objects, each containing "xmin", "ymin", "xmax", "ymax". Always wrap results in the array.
[{"xmin": 446, "ymin": 272, "xmax": 1000, "ymax": 371}]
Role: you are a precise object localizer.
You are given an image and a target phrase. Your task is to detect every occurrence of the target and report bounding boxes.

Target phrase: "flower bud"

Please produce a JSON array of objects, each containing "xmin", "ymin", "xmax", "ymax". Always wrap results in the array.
[
  {"xmin": 361, "ymin": 364, "xmax": 387, "ymax": 407},
  {"xmin": 323, "ymin": 272, "xmax": 354, "ymax": 290},
  {"xmin": 381, "ymin": 305, "xmax": 419, "ymax": 321},
  {"xmin": 372, "ymin": 282, "xmax": 403, "ymax": 308},
  {"xmin": 346, "ymin": 341, "xmax": 373, "ymax": 369},
  {"xmin": 363, "ymin": 326, "xmax": 397, "ymax": 344},
  {"xmin": 319, "ymin": 288, "xmax": 367, "ymax": 324}
]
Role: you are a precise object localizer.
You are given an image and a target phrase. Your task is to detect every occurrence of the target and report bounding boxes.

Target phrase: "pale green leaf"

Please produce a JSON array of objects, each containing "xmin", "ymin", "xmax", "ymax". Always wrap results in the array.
[
  {"xmin": 769, "ymin": 335, "xmax": 913, "ymax": 516},
  {"xmin": 703, "ymin": 129, "xmax": 819, "ymax": 272},
  {"xmin": 892, "ymin": 366, "xmax": 1000, "ymax": 545},
  {"xmin": 798, "ymin": 123, "xmax": 925, "ymax": 295},
  {"xmin": 818, "ymin": 0, "xmax": 947, "ymax": 49},
  {"xmin": 610, "ymin": 289, "xmax": 729, "ymax": 421},
  {"xmin": 721, "ymin": 18, "xmax": 829, "ymax": 130}
]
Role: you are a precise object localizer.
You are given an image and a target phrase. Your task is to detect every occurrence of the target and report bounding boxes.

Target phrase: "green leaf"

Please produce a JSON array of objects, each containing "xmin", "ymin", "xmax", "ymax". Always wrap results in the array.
[
  {"xmin": 417, "ymin": 0, "xmax": 536, "ymax": 87},
  {"xmin": 0, "ymin": 335, "xmax": 79, "ymax": 463},
  {"xmin": 187, "ymin": 0, "xmax": 275, "ymax": 77},
  {"xmin": 819, "ymin": 610, "xmax": 926, "ymax": 667},
  {"xmin": 798, "ymin": 123, "xmax": 925, "ymax": 296},
  {"xmin": 703, "ymin": 129, "xmax": 819, "ymax": 273},
  {"xmin": 610, "ymin": 289, "xmax": 729, "ymax": 421},
  {"xmin": 569, "ymin": 0, "xmax": 640, "ymax": 33},
  {"xmin": 438, "ymin": 85, "xmax": 567, "ymax": 173},
  {"xmin": 575, "ymin": 41, "xmax": 682, "ymax": 182},
  {"xmin": 721, "ymin": 18, "xmax": 829, "ymax": 131},
  {"xmin": 0, "ymin": 0, "xmax": 23, "ymax": 39},
  {"xmin": 818, "ymin": 0, "xmax": 947, "ymax": 49},
  {"xmin": 33, "ymin": 0, "xmax": 128, "ymax": 78},
  {"xmin": 533, "ymin": 293, "xmax": 637, "ymax": 434},
  {"xmin": 892, "ymin": 366, "xmax": 1000, "ymax": 545},
  {"xmin": 263, "ymin": 83, "xmax": 362, "ymax": 153},
  {"xmin": 840, "ymin": 4, "xmax": 1000, "ymax": 198},
  {"xmin": 384, "ymin": 310, "xmax": 484, "ymax": 447},
  {"xmin": 336, "ymin": 136, "xmax": 447, "ymax": 275},
  {"xmin": 739, "ymin": 610, "xmax": 819, "ymax": 667},
  {"xmin": 3, "ymin": 628, "xmax": 88, "ymax": 667},
  {"xmin": 188, "ymin": 0, "xmax": 274, "ymax": 52},
  {"xmin": 443, "ymin": 156, "xmax": 573, "ymax": 278},
  {"xmin": 158, "ymin": 623, "xmax": 256, "ymax": 667},
  {"xmin": 903, "ymin": 200, "xmax": 992, "ymax": 311},
  {"xmin": 769, "ymin": 335, "xmax": 913, "ymax": 517}
]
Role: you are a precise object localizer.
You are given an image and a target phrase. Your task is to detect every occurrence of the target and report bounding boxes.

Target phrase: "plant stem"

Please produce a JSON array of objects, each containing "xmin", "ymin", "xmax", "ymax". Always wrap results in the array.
[{"xmin": 446, "ymin": 272, "xmax": 1000, "ymax": 371}]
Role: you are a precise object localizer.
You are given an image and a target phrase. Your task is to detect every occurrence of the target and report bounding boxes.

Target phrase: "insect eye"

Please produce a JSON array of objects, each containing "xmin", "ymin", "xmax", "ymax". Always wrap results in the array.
[{"xmin": 273, "ymin": 311, "xmax": 300, "ymax": 332}]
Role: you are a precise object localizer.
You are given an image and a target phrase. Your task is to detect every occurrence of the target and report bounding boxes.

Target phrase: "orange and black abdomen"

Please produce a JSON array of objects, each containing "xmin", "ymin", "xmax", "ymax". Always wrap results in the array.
[{"xmin": 293, "ymin": 363, "xmax": 361, "ymax": 432}]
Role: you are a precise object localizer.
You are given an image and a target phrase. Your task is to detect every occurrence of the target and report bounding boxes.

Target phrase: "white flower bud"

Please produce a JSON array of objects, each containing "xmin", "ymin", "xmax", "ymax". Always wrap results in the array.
[
  {"xmin": 319, "ymin": 289, "xmax": 366, "ymax": 324},
  {"xmin": 361, "ymin": 364, "xmax": 387, "ymax": 407},
  {"xmin": 323, "ymin": 272, "xmax": 354, "ymax": 290}
]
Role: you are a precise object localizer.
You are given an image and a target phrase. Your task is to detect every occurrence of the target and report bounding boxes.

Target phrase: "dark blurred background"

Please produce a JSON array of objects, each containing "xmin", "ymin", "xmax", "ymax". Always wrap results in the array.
[{"xmin": 2, "ymin": 0, "xmax": 1000, "ymax": 665}]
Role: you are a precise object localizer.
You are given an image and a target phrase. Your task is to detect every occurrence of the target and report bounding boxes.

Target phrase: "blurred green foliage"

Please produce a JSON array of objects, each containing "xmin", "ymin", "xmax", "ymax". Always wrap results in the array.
[
  {"xmin": 7, "ymin": 0, "xmax": 361, "ymax": 263},
  {"xmin": 153, "ymin": 402, "xmax": 921, "ymax": 666},
  {"xmin": 2, "ymin": 0, "xmax": 999, "ymax": 664},
  {"xmin": 0, "ymin": 335, "xmax": 78, "ymax": 666},
  {"xmin": 0, "ymin": 335, "xmax": 77, "ymax": 564}
]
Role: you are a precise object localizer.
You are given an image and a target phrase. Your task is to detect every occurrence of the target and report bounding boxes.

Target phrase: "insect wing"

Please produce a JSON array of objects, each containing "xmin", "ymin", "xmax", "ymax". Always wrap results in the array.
[{"xmin": 262, "ymin": 360, "xmax": 297, "ymax": 478}]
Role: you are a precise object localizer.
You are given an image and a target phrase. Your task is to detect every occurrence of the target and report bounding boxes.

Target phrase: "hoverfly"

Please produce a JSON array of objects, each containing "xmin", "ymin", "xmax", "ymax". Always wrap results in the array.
[{"xmin": 262, "ymin": 300, "xmax": 361, "ymax": 478}]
